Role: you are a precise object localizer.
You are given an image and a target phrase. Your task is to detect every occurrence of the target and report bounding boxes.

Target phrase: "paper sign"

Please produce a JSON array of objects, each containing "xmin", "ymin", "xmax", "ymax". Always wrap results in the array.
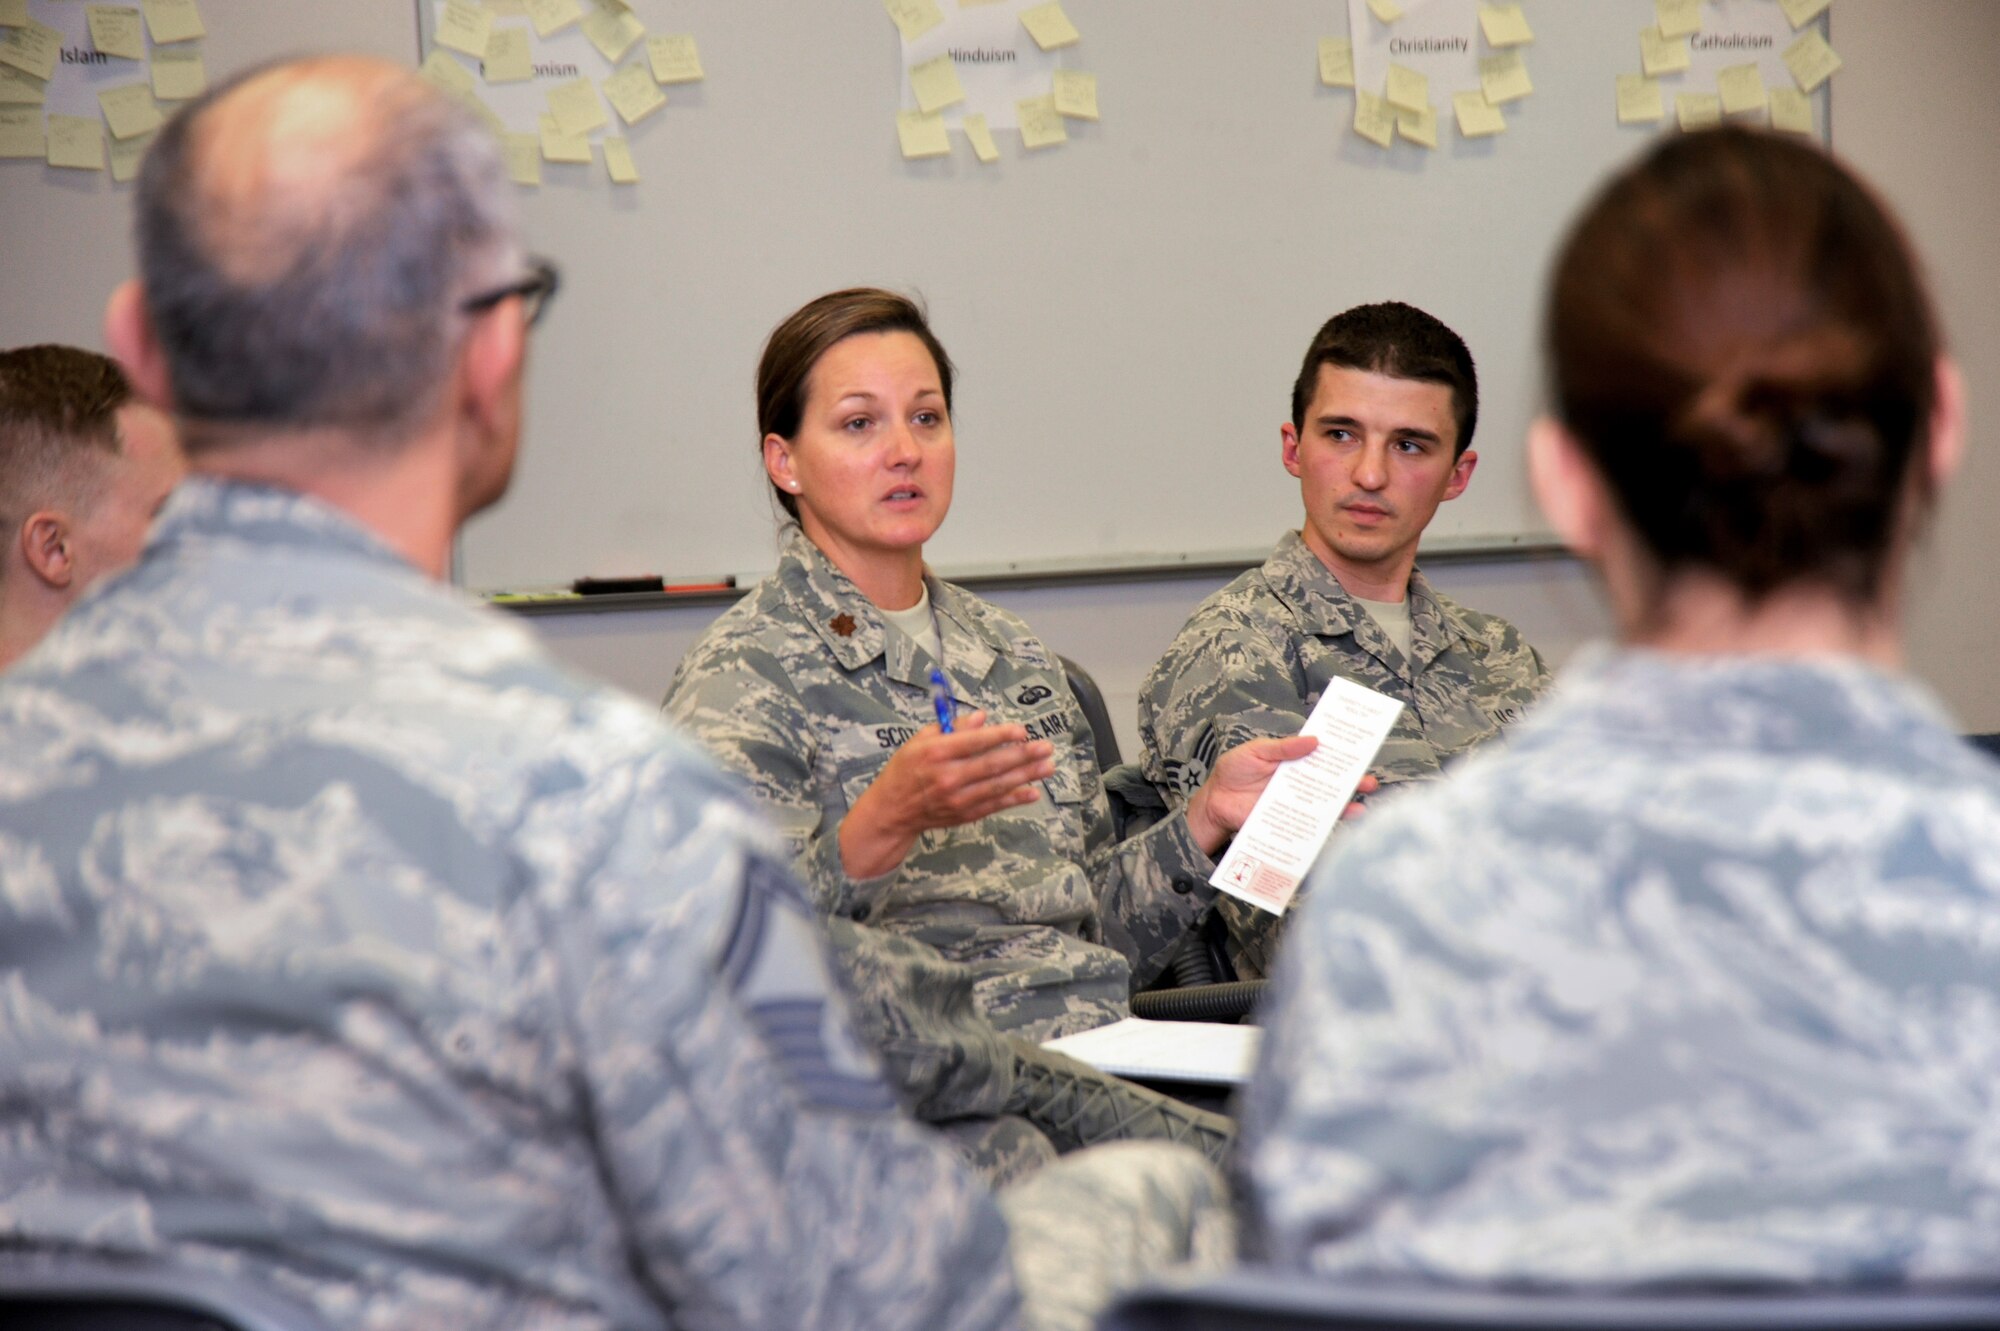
[
  {"xmin": 47, "ymin": 112, "xmax": 102, "ymax": 168},
  {"xmin": 1019, "ymin": 1, "xmax": 1078, "ymax": 51},
  {"xmin": 1051, "ymin": 68, "xmax": 1096, "ymax": 119},
  {"xmin": 537, "ymin": 111, "xmax": 590, "ymax": 162},
  {"xmin": 436, "ymin": 0, "xmax": 491, "ymax": 58},
  {"xmin": 602, "ymin": 62, "xmax": 663, "ymax": 124},
  {"xmin": 1716, "ymin": 61, "xmax": 1766, "ymax": 114},
  {"xmin": 884, "ymin": 0, "xmax": 944, "ymax": 43},
  {"xmin": 484, "ymin": 27, "xmax": 533, "ymax": 83},
  {"xmin": 647, "ymin": 34, "xmax": 702, "ymax": 85},
  {"xmin": 896, "ymin": 107, "xmax": 949, "ymax": 157},
  {"xmin": 1352, "ymin": 87, "xmax": 1393, "ymax": 147},
  {"xmin": 0, "ymin": 104, "xmax": 43, "ymax": 156},
  {"xmin": 963, "ymin": 110, "xmax": 999, "ymax": 161},
  {"xmin": 0, "ymin": 18, "xmax": 59, "ymax": 81},
  {"xmin": 108, "ymin": 125, "xmax": 150, "ymax": 179},
  {"xmin": 910, "ymin": 51, "xmax": 965, "ymax": 113},
  {"xmin": 1396, "ymin": 101, "xmax": 1436, "ymax": 148},
  {"xmin": 1655, "ymin": 0, "xmax": 1701, "ymax": 39},
  {"xmin": 1769, "ymin": 84, "xmax": 1813, "ymax": 133},
  {"xmin": 1318, "ymin": 36, "xmax": 1354, "ymax": 87},
  {"xmin": 1676, "ymin": 91, "xmax": 1721, "ymax": 129},
  {"xmin": 524, "ymin": 0, "xmax": 582, "ymax": 39},
  {"xmin": 86, "ymin": 6, "xmax": 145, "ymax": 60},
  {"xmin": 602, "ymin": 134, "xmax": 637, "ymax": 182},
  {"xmin": 1640, "ymin": 25, "xmax": 1691, "ymax": 77},
  {"xmin": 1016, "ymin": 92, "xmax": 1065, "ymax": 147},
  {"xmin": 140, "ymin": 0, "xmax": 201, "ymax": 44},
  {"xmin": 150, "ymin": 45, "xmax": 205, "ymax": 100},
  {"xmin": 1479, "ymin": 49, "xmax": 1531, "ymax": 103},
  {"xmin": 0, "ymin": 65, "xmax": 45, "ymax": 104},
  {"xmin": 502, "ymin": 130, "xmax": 540, "ymax": 183},
  {"xmin": 547, "ymin": 76, "xmax": 607, "ymax": 134},
  {"xmin": 1384, "ymin": 62, "xmax": 1427, "ymax": 114},
  {"xmin": 98, "ymin": 80, "xmax": 161, "ymax": 138},
  {"xmin": 1616, "ymin": 72, "xmax": 1663, "ymax": 123},
  {"xmin": 1783, "ymin": 28, "xmax": 1840, "ymax": 92},
  {"xmin": 1367, "ymin": 0, "xmax": 1402, "ymax": 22},
  {"xmin": 1211, "ymin": 676, "xmax": 1403, "ymax": 916},
  {"xmin": 1453, "ymin": 88, "xmax": 1504, "ymax": 136},
  {"xmin": 1778, "ymin": 0, "xmax": 1830, "ymax": 28},
  {"xmin": 581, "ymin": 3, "xmax": 643, "ymax": 62},
  {"xmin": 1478, "ymin": 4, "xmax": 1532, "ymax": 47}
]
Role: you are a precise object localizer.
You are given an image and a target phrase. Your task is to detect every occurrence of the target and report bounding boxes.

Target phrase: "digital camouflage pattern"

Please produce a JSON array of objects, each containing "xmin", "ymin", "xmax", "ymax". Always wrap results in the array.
[
  {"xmin": 0, "ymin": 479, "xmax": 1021, "ymax": 1331},
  {"xmin": 1138, "ymin": 530, "xmax": 1550, "ymax": 977},
  {"xmin": 664, "ymin": 527, "xmax": 1218, "ymax": 1040},
  {"xmin": 1239, "ymin": 649, "xmax": 2000, "ymax": 1284}
]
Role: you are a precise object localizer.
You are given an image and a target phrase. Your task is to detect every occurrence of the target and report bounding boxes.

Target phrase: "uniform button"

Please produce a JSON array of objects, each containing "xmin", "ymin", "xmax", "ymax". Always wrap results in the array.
[
  {"xmin": 1171, "ymin": 879, "xmax": 1193, "ymax": 895},
  {"xmin": 851, "ymin": 903, "xmax": 872, "ymax": 922}
]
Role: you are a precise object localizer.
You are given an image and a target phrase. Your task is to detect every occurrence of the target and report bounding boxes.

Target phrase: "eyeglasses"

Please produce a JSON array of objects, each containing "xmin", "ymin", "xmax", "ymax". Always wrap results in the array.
[{"xmin": 460, "ymin": 255, "xmax": 561, "ymax": 328}]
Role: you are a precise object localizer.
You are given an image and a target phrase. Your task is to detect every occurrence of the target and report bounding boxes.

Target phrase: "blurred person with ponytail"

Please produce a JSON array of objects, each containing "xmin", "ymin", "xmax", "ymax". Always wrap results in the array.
[{"xmin": 1237, "ymin": 127, "xmax": 2000, "ymax": 1285}]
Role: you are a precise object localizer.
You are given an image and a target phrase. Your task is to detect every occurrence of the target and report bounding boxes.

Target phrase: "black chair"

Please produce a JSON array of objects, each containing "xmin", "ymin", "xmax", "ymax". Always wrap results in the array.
[
  {"xmin": 1061, "ymin": 654, "xmax": 1123, "ymax": 768},
  {"xmin": 0, "ymin": 1259, "xmax": 327, "ymax": 1331},
  {"xmin": 1099, "ymin": 1270, "xmax": 2000, "ymax": 1331}
]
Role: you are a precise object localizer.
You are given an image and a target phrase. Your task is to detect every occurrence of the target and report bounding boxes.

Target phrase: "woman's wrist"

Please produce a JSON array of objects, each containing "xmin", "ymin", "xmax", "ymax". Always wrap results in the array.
[{"xmin": 839, "ymin": 786, "xmax": 917, "ymax": 880}]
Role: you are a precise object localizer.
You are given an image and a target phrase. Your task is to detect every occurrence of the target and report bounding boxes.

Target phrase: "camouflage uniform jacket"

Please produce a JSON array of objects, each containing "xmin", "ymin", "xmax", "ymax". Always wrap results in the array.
[
  {"xmin": 0, "ymin": 480, "xmax": 1019, "ymax": 1331},
  {"xmin": 1239, "ymin": 648, "xmax": 2000, "ymax": 1284},
  {"xmin": 665, "ymin": 528, "xmax": 1217, "ymax": 1040},
  {"xmin": 1137, "ymin": 530, "xmax": 1550, "ymax": 976}
]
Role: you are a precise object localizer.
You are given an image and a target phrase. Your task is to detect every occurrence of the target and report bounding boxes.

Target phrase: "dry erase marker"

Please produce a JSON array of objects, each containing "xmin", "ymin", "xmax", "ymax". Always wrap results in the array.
[{"xmin": 930, "ymin": 668, "xmax": 955, "ymax": 734}]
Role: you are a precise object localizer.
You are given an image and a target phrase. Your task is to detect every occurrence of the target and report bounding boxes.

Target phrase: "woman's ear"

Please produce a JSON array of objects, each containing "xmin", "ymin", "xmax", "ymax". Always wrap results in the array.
[
  {"xmin": 763, "ymin": 434, "xmax": 798, "ymax": 494},
  {"xmin": 1528, "ymin": 415, "xmax": 1606, "ymax": 561},
  {"xmin": 1928, "ymin": 356, "xmax": 1965, "ymax": 490}
]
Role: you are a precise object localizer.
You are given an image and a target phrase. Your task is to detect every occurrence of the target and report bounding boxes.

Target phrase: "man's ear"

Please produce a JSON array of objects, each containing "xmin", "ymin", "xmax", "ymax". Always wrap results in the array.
[
  {"xmin": 1442, "ymin": 448, "xmax": 1478, "ymax": 502},
  {"xmin": 20, "ymin": 512, "xmax": 74, "ymax": 591},
  {"xmin": 1928, "ymin": 356, "xmax": 1965, "ymax": 490},
  {"xmin": 1527, "ymin": 416, "xmax": 1606, "ymax": 560},
  {"xmin": 104, "ymin": 279, "xmax": 174, "ymax": 410},
  {"xmin": 459, "ymin": 299, "xmax": 526, "ymax": 436},
  {"xmin": 1280, "ymin": 421, "xmax": 1303, "ymax": 479}
]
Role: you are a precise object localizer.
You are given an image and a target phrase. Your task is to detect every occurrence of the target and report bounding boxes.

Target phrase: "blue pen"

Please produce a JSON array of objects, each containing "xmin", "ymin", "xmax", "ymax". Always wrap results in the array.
[{"xmin": 930, "ymin": 667, "xmax": 955, "ymax": 734}]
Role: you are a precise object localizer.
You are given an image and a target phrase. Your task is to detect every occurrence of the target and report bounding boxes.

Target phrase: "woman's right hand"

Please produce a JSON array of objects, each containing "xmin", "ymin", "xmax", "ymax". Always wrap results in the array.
[{"xmin": 838, "ymin": 711, "xmax": 1055, "ymax": 880}]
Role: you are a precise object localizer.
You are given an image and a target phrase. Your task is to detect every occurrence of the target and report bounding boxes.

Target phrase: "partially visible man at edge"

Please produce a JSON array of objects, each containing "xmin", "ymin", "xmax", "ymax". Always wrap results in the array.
[
  {"xmin": 0, "ymin": 55, "xmax": 1223, "ymax": 1331},
  {"xmin": 1138, "ymin": 303, "xmax": 1551, "ymax": 978},
  {"xmin": 0, "ymin": 344, "xmax": 182, "ymax": 670}
]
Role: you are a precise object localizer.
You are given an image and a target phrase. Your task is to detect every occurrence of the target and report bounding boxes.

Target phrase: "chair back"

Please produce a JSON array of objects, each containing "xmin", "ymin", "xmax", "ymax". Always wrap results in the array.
[{"xmin": 1061, "ymin": 654, "xmax": 1122, "ymax": 768}]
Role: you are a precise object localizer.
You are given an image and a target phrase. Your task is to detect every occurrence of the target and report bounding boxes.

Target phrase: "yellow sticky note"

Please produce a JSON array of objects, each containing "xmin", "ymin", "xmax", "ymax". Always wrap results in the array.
[
  {"xmin": 1779, "ymin": 0, "xmax": 1831, "ymax": 28},
  {"xmin": 1676, "ymin": 91, "xmax": 1721, "ymax": 130},
  {"xmin": 1395, "ymin": 102, "xmax": 1437, "ymax": 149},
  {"xmin": 1616, "ymin": 72, "xmax": 1663, "ymax": 124},
  {"xmin": 483, "ymin": 27, "xmax": 532, "ymax": 83},
  {"xmin": 963, "ymin": 111, "xmax": 999, "ymax": 163},
  {"xmin": 603, "ymin": 135, "xmax": 638, "ymax": 183},
  {"xmin": 1453, "ymin": 89, "xmax": 1505, "ymax": 138},
  {"xmin": 98, "ymin": 82, "xmax": 163, "ymax": 139},
  {"xmin": 0, "ymin": 105, "xmax": 43, "ymax": 158},
  {"xmin": 1019, "ymin": 2, "xmax": 1079, "ymax": 51},
  {"xmin": 1640, "ymin": 26, "xmax": 1691, "ymax": 77},
  {"xmin": 48, "ymin": 114, "xmax": 104, "ymax": 170},
  {"xmin": 1318, "ymin": 37, "xmax": 1354, "ymax": 88},
  {"xmin": 151, "ymin": 45, "xmax": 205, "ymax": 100},
  {"xmin": 1783, "ymin": 29, "xmax": 1841, "ymax": 92},
  {"xmin": 1352, "ymin": 89, "xmax": 1394, "ymax": 148},
  {"xmin": 1480, "ymin": 50, "xmax": 1532, "ymax": 104},
  {"xmin": 0, "ymin": 65, "xmax": 47, "ymax": 105},
  {"xmin": 1478, "ymin": 4, "xmax": 1533, "ymax": 48},
  {"xmin": 601, "ymin": 62, "xmax": 665, "ymax": 126},
  {"xmin": 646, "ymin": 34, "xmax": 703, "ymax": 85},
  {"xmin": 420, "ymin": 49, "xmax": 477, "ymax": 97},
  {"xmin": 883, "ymin": 0, "xmax": 943, "ymax": 43},
  {"xmin": 1717, "ymin": 62, "xmax": 1767, "ymax": 115},
  {"xmin": 1384, "ymin": 63, "xmax": 1427, "ymax": 115},
  {"xmin": 1017, "ymin": 94, "xmax": 1066, "ymax": 149},
  {"xmin": 547, "ymin": 77, "xmax": 608, "ymax": 135},
  {"xmin": 108, "ymin": 127, "xmax": 151, "ymax": 181},
  {"xmin": 1052, "ymin": 68, "xmax": 1097, "ymax": 121},
  {"xmin": 437, "ymin": 0, "xmax": 493, "ymax": 59},
  {"xmin": 910, "ymin": 53, "xmax": 965, "ymax": 114},
  {"xmin": 1655, "ymin": 0, "xmax": 1701, "ymax": 40},
  {"xmin": 140, "ymin": 0, "xmax": 202, "ymax": 44},
  {"xmin": 524, "ymin": 0, "xmax": 582, "ymax": 39},
  {"xmin": 1769, "ymin": 85, "xmax": 1813, "ymax": 134},
  {"xmin": 581, "ymin": 4, "xmax": 644, "ymax": 62},
  {"xmin": 502, "ymin": 131, "xmax": 540, "ymax": 184},
  {"xmin": 0, "ymin": 18, "xmax": 61, "ymax": 81},
  {"xmin": 896, "ymin": 108, "xmax": 950, "ymax": 159},
  {"xmin": 459, "ymin": 89, "xmax": 506, "ymax": 137},
  {"xmin": 87, "ymin": 6, "xmax": 146, "ymax": 60},
  {"xmin": 1367, "ymin": 0, "xmax": 1402, "ymax": 23},
  {"xmin": 0, "ymin": 0, "xmax": 25, "ymax": 26},
  {"xmin": 538, "ymin": 112, "xmax": 591, "ymax": 163}
]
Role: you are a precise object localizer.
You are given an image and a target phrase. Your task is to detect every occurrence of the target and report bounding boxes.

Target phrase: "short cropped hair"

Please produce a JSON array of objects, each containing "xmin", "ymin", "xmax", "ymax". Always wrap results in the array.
[
  {"xmin": 1290, "ymin": 302, "xmax": 1479, "ymax": 457},
  {"xmin": 1546, "ymin": 127, "xmax": 1940, "ymax": 605},
  {"xmin": 134, "ymin": 59, "xmax": 516, "ymax": 448},
  {"xmin": 0, "ymin": 345, "xmax": 129, "ymax": 526}
]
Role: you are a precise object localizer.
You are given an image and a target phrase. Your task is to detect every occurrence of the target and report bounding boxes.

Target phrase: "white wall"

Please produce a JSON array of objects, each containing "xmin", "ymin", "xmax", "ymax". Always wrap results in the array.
[{"xmin": 529, "ymin": 0, "xmax": 2000, "ymax": 752}]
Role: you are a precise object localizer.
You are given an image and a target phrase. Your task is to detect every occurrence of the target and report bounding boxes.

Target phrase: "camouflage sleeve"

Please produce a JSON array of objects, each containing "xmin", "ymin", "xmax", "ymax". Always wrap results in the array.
[
  {"xmin": 538, "ymin": 744, "xmax": 1020, "ymax": 1331},
  {"xmin": 663, "ymin": 642, "xmax": 895, "ymax": 925},
  {"xmin": 1138, "ymin": 605, "xmax": 1309, "ymax": 804}
]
